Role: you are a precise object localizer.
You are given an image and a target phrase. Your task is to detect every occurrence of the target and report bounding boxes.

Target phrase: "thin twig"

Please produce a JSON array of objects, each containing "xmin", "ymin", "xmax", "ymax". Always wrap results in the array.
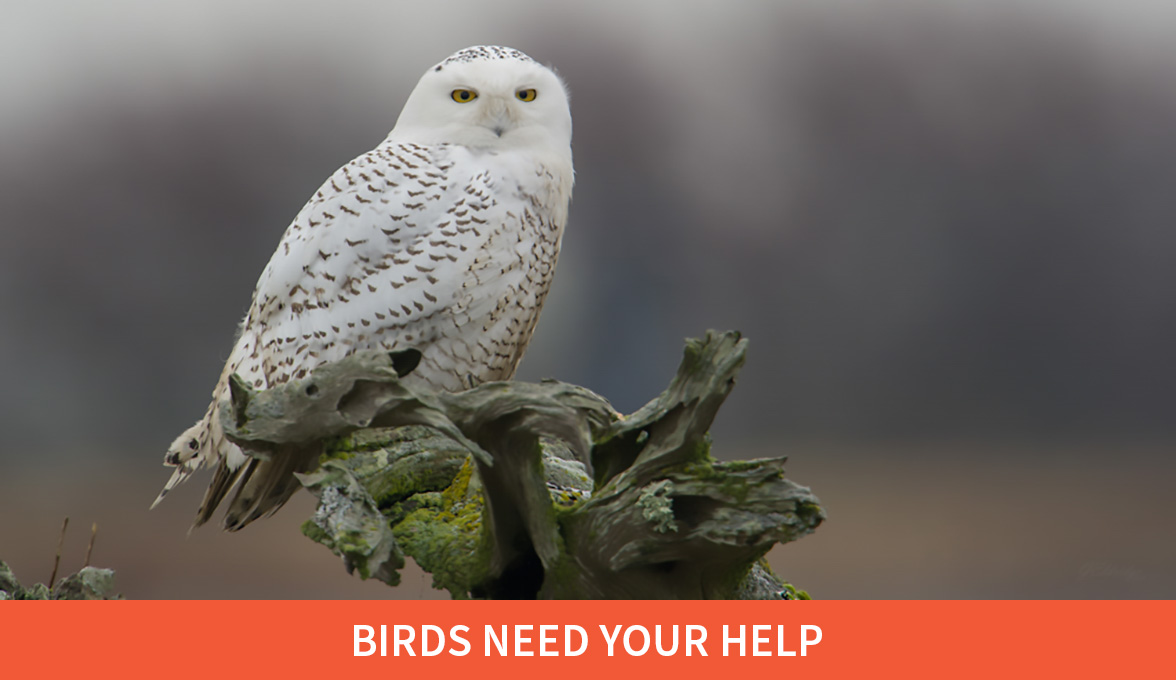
[
  {"xmin": 49, "ymin": 516, "xmax": 69, "ymax": 590},
  {"xmin": 84, "ymin": 522, "xmax": 98, "ymax": 567}
]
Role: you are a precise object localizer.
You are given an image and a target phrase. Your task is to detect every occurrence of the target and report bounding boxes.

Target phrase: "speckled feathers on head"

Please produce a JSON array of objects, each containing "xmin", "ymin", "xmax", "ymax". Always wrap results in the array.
[{"xmin": 435, "ymin": 45, "xmax": 536, "ymax": 70}]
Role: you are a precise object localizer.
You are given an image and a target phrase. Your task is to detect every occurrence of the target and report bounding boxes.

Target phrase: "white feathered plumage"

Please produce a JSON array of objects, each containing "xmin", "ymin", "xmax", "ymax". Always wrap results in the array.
[{"xmin": 154, "ymin": 46, "xmax": 573, "ymax": 530}]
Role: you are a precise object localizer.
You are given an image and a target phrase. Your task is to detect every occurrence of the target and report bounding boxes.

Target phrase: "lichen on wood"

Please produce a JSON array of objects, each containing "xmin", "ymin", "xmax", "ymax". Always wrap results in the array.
[
  {"xmin": 0, "ymin": 561, "xmax": 121, "ymax": 600},
  {"xmin": 223, "ymin": 330, "xmax": 825, "ymax": 599}
]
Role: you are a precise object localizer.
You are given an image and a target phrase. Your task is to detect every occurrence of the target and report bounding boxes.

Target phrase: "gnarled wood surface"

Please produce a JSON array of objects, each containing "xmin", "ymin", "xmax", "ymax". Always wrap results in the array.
[{"xmin": 223, "ymin": 330, "xmax": 825, "ymax": 599}]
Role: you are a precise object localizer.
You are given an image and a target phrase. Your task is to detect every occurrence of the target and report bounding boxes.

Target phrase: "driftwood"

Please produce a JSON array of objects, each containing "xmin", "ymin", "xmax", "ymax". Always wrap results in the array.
[{"xmin": 223, "ymin": 330, "xmax": 825, "ymax": 599}]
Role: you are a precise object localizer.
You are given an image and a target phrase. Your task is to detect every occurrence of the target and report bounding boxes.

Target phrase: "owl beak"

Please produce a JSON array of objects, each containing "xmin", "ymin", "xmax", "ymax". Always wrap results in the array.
[{"xmin": 483, "ymin": 97, "xmax": 514, "ymax": 138}]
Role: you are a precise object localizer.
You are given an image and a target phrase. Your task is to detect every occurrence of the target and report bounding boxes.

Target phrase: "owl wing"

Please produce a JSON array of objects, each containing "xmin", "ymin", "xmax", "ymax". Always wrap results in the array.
[
  {"xmin": 157, "ymin": 141, "xmax": 509, "ymax": 528},
  {"xmin": 238, "ymin": 142, "xmax": 476, "ymax": 390}
]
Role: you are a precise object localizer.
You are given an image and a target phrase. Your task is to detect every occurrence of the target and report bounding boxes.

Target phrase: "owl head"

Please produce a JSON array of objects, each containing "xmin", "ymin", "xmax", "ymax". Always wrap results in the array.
[{"xmin": 390, "ymin": 46, "xmax": 572, "ymax": 154}]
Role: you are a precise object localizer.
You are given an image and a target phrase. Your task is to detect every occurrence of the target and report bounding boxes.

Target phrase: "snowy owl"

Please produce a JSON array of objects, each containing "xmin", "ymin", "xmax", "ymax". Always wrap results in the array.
[{"xmin": 154, "ymin": 46, "xmax": 573, "ymax": 530}]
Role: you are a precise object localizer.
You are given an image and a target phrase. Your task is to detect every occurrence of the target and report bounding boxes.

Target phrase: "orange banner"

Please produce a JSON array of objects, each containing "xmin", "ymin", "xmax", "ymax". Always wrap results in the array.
[{"xmin": 0, "ymin": 600, "xmax": 1168, "ymax": 678}]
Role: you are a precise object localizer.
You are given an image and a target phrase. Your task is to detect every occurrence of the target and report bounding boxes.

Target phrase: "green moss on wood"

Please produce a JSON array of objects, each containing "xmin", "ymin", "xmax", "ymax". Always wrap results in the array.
[{"xmin": 391, "ymin": 459, "xmax": 490, "ymax": 598}]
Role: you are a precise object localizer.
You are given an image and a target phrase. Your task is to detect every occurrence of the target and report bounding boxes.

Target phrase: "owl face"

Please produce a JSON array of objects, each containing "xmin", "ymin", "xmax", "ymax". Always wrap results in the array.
[{"xmin": 391, "ymin": 46, "xmax": 572, "ymax": 154}]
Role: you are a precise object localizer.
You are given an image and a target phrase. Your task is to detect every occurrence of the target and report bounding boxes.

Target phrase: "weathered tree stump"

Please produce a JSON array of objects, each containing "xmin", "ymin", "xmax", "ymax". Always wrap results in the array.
[{"xmin": 223, "ymin": 330, "xmax": 825, "ymax": 599}]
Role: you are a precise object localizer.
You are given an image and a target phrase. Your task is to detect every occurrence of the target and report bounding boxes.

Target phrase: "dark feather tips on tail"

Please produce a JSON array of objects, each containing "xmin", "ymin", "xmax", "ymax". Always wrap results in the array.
[{"xmin": 218, "ymin": 445, "xmax": 322, "ymax": 531}]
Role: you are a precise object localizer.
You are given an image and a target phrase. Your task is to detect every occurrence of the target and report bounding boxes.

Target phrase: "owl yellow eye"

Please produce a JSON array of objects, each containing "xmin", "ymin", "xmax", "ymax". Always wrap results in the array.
[
  {"xmin": 516, "ymin": 88, "xmax": 537, "ymax": 102},
  {"xmin": 451, "ymin": 89, "xmax": 478, "ymax": 103}
]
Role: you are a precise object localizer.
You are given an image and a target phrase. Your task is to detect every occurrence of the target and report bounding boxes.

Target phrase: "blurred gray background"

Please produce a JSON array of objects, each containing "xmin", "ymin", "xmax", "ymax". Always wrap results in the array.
[{"xmin": 2, "ymin": 0, "xmax": 1173, "ymax": 598}]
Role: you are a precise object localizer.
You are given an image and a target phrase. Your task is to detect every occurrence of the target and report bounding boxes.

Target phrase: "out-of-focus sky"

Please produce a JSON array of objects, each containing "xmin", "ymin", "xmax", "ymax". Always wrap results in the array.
[{"xmin": 1, "ymin": 0, "xmax": 1173, "ymax": 599}]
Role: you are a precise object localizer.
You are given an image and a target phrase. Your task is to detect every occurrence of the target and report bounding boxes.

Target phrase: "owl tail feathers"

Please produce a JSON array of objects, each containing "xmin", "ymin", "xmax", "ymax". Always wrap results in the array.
[
  {"xmin": 191, "ymin": 457, "xmax": 246, "ymax": 529},
  {"xmin": 153, "ymin": 410, "xmax": 320, "ymax": 531},
  {"xmin": 150, "ymin": 419, "xmax": 212, "ymax": 510},
  {"xmin": 213, "ymin": 446, "xmax": 321, "ymax": 532}
]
